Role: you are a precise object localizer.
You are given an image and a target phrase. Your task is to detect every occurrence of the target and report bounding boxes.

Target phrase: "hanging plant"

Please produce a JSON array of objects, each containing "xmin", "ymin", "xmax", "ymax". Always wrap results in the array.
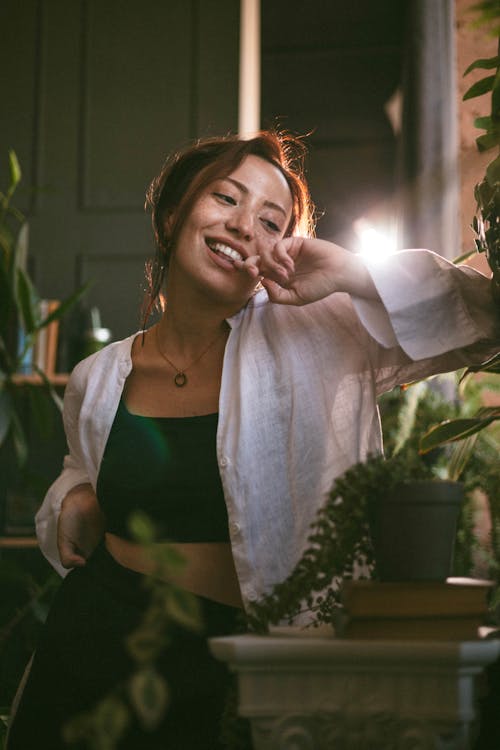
[{"xmin": 246, "ymin": 448, "xmax": 435, "ymax": 633}]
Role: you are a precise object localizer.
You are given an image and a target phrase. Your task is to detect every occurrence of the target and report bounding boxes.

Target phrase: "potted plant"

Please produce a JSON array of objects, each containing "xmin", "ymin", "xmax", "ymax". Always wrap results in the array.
[
  {"xmin": 0, "ymin": 149, "xmax": 88, "ymax": 537},
  {"xmin": 0, "ymin": 150, "xmax": 85, "ymax": 467},
  {"xmin": 246, "ymin": 374, "xmax": 500, "ymax": 634},
  {"xmin": 0, "ymin": 151, "xmax": 87, "ymax": 738}
]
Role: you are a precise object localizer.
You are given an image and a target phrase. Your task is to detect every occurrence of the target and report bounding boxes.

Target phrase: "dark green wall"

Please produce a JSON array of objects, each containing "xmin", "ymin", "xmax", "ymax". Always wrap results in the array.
[{"xmin": 1, "ymin": 0, "xmax": 240, "ymax": 345}]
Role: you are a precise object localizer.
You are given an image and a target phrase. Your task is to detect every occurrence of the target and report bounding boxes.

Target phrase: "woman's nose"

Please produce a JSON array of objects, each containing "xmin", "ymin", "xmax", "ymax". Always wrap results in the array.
[{"xmin": 226, "ymin": 207, "xmax": 253, "ymax": 240}]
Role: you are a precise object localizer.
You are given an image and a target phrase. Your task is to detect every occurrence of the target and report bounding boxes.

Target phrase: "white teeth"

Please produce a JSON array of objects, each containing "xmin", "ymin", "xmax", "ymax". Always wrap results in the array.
[{"xmin": 209, "ymin": 241, "xmax": 243, "ymax": 263}]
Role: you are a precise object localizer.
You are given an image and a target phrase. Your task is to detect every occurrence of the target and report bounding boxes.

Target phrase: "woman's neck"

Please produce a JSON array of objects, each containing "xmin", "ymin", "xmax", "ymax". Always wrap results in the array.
[{"xmin": 155, "ymin": 308, "xmax": 229, "ymax": 362}]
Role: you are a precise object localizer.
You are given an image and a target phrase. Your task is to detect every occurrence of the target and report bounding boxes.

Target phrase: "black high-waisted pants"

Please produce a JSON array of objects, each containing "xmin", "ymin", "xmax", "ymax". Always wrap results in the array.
[{"xmin": 7, "ymin": 543, "xmax": 240, "ymax": 750}]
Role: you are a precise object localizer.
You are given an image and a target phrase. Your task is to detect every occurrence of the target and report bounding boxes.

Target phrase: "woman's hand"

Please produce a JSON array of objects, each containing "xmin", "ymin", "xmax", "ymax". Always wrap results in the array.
[
  {"xmin": 57, "ymin": 484, "xmax": 105, "ymax": 568},
  {"xmin": 244, "ymin": 236, "xmax": 380, "ymax": 306}
]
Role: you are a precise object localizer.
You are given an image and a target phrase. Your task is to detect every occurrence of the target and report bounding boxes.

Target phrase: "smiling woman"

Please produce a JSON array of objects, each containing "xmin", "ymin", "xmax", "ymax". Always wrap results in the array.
[{"xmin": 7, "ymin": 130, "xmax": 500, "ymax": 749}]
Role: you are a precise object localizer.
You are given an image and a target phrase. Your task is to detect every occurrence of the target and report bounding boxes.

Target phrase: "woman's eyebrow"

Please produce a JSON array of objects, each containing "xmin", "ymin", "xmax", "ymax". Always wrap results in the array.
[{"xmin": 225, "ymin": 177, "xmax": 287, "ymax": 217}]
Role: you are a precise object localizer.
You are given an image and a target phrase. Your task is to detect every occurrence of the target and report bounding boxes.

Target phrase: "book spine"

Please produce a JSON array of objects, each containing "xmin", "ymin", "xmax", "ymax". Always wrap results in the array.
[
  {"xmin": 16, "ymin": 326, "xmax": 33, "ymax": 374},
  {"xmin": 33, "ymin": 299, "xmax": 60, "ymax": 376},
  {"xmin": 342, "ymin": 616, "xmax": 482, "ymax": 640},
  {"xmin": 44, "ymin": 300, "xmax": 60, "ymax": 377}
]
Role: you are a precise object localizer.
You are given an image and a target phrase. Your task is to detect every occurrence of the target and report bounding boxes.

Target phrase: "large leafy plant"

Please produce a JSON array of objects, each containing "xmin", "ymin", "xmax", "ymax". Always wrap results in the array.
[
  {"xmin": 0, "ymin": 150, "xmax": 84, "ymax": 465},
  {"xmin": 421, "ymin": 2, "xmax": 500, "ymax": 455}
]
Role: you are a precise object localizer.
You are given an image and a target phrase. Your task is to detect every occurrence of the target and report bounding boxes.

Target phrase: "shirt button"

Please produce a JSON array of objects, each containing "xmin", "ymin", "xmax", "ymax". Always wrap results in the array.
[
  {"xmin": 246, "ymin": 587, "xmax": 258, "ymax": 601},
  {"xmin": 219, "ymin": 456, "xmax": 229, "ymax": 468},
  {"xmin": 230, "ymin": 521, "xmax": 241, "ymax": 535}
]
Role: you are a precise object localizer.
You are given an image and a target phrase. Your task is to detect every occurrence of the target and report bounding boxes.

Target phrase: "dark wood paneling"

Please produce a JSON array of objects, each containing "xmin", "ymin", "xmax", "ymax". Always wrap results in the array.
[
  {"xmin": 77, "ymin": 252, "xmax": 147, "ymax": 340},
  {"xmin": 195, "ymin": 0, "xmax": 240, "ymax": 136},
  {"xmin": 261, "ymin": 0, "xmax": 407, "ymax": 245},
  {"xmin": 80, "ymin": 1, "xmax": 195, "ymax": 211},
  {"xmin": 2, "ymin": 0, "xmax": 239, "ymax": 341},
  {"xmin": 262, "ymin": 0, "xmax": 407, "ymax": 50},
  {"xmin": 262, "ymin": 47, "xmax": 400, "ymax": 142},
  {"xmin": 0, "ymin": 0, "xmax": 42, "ymax": 213}
]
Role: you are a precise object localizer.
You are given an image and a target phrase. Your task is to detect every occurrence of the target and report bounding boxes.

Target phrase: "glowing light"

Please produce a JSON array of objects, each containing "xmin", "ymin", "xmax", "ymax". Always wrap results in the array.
[{"xmin": 354, "ymin": 218, "xmax": 397, "ymax": 260}]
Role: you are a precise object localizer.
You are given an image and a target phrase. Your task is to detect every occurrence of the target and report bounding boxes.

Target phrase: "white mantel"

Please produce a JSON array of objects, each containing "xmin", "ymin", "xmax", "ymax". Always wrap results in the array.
[{"xmin": 210, "ymin": 630, "xmax": 500, "ymax": 749}]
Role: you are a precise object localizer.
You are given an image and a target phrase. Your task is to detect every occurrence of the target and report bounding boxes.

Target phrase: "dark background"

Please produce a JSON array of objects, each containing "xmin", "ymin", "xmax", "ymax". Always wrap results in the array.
[{"xmin": 1, "ymin": 0, "xmax": 407, "ymax": 344}]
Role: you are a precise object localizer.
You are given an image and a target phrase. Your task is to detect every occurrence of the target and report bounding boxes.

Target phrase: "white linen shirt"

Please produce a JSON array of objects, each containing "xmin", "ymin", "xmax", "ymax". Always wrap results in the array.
[{"xmin": 36, "ymin": 250, "xmax": 500, "ymax": 610}]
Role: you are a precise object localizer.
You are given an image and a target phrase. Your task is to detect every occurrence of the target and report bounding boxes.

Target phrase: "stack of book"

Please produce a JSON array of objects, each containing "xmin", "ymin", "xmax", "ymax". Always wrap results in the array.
[
  {"xmin": 340, "ymin": 578, "xmax": 493, "ymax": 640},
  {"xmin": 17, "ymin": 299, "xmax": 61, "ymax": 377}
]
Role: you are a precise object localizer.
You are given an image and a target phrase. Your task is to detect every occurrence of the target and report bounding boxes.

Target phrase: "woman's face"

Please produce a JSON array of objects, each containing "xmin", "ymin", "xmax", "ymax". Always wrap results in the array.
[{"xmin": 167, "ymin": 154, "xmax": 293, "ymax": 308}]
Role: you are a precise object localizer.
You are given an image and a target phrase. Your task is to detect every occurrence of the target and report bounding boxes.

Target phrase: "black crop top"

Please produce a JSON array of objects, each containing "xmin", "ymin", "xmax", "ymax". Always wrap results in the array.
[{"xmin": 96, "ymin": 398, "xmax": 230, "ymax": 542}]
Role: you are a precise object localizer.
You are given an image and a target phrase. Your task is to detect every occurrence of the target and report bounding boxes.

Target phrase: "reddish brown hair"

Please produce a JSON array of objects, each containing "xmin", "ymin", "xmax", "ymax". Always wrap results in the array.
[{"xmin": 143, "ymin": 130, "xmax": 315, "ymax": 322}]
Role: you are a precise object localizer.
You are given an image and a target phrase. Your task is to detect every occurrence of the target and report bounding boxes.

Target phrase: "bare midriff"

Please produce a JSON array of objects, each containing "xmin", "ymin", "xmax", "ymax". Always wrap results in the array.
[{"xmin": 105, "ymin": 533, "xmax": 243, "ymax": 609}]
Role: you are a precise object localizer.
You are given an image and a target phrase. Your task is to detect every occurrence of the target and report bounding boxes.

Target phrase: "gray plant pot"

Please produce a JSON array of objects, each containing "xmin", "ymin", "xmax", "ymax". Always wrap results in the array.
[{"xmin": 370, "ymin": 480, "xmax": 464, "ymax": 582}]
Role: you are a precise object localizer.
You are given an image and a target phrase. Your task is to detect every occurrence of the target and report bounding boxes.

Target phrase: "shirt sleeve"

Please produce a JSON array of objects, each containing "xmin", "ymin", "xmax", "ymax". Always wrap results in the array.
[
  {"xmin": 35, "ymin": 363, "xmax": 92, "ymax": 576},
  {"xmin": 353, "ymin": 249, "xmax": 500, "ymax": 356}
]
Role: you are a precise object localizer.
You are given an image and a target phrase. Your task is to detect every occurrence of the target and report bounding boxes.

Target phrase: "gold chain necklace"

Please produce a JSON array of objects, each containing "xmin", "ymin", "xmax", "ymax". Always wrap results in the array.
[{"xmin": 155, "ymin": 325, "xmax": 226, "ymax": 387}]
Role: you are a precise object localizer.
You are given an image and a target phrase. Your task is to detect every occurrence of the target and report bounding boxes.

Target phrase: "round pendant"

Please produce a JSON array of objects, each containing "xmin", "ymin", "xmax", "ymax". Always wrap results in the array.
[{"xmin": 174, "ymin": 372, "xmax": 187, "ymax": 387}]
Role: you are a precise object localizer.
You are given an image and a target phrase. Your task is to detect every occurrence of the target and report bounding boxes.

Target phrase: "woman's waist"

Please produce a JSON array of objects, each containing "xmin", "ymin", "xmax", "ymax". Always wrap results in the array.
[{"xmin": 105, "ymin": 532, "xmax": 243, "ymax": 609}]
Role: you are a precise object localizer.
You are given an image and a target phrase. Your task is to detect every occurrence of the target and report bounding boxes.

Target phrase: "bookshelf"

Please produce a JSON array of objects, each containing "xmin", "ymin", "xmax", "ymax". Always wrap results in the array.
[
  {"xmin": 11, "ymin": 373, "xmax": 69, "ymax": 387},
  {"xmin": 0, "ymin": 536, "xmax": 38, "ymax": 549}
]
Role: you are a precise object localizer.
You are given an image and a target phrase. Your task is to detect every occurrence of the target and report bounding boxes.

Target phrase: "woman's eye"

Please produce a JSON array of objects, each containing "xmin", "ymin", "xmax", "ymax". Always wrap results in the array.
[
  {"xmin": 263, "ymin": 218, "xmax": 281, "ymax": 233},
  {"xmin": 214, "ymin": 192, "xmax": 237, "ymax": 205}
]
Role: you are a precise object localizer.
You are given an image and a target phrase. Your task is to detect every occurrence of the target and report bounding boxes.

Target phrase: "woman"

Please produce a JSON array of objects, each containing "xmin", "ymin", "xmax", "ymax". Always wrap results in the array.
[{"xmin": 7, "ymin": 131, "xmax": 500, "ymax": 749}]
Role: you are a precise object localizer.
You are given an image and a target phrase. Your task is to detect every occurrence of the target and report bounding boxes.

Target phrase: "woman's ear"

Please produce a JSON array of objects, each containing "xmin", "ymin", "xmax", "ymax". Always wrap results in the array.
[{"xmin": 163, "ymin": 211, "xmax": 175, "ymax": 236}]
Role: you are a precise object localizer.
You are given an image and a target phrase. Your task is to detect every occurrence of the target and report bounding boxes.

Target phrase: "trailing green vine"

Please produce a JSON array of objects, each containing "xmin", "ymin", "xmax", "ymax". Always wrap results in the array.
[{"xmin": 247, "ymin": 447, "xmax": 434, "ymax": 633}]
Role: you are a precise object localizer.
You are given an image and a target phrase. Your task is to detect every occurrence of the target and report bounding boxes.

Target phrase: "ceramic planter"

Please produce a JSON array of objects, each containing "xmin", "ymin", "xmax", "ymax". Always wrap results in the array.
[{"xmin": 369, "ymin": 480, "xmax": 464, "ymax": 581}]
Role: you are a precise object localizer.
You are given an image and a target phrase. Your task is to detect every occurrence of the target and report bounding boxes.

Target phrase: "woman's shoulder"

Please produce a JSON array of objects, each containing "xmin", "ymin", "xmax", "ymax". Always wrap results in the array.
[{"xmin": 67, "ymin": 333, "xmax": 137, "ymax": 391}]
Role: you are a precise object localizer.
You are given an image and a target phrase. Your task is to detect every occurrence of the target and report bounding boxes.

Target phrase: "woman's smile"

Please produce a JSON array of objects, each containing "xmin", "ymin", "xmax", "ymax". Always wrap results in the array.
[{"xmin": 206, "ymin": 238, "xmax": 245, "ymax": 264}]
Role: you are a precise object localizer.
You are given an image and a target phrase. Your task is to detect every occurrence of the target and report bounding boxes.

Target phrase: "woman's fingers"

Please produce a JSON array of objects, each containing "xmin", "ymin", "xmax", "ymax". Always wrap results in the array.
[
  {"xmin": 261, "ymin": 278, "xmax": 300, "ymax": 305},
  {"xmin": 234, "ymin": 254, "xmax": 261, "ymax": 278},
  {"xmin": 258, "ymin": 248, "xmax": 294, "ymax": 283},
  {"xmin": 58, "ymin": 535, "xmax": 87, "ymax": 568}
]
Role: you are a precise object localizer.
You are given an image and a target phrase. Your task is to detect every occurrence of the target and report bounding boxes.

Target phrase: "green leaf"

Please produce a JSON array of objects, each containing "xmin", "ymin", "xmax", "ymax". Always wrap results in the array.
[
  {"xmin": 62, "ymin": 711, "xmax": 94, "ymax": 744},
  {"xmin": 474, "ymin": 115, "xmax": 494, "ymax": 130},
  {"xmin": 465, "ymin": 351, "xmax": 500, "ymax": 374},
  {"xmin": 486, "ymin": 154, "xmax": 500, "ymax": 185},
  {"xmin": 447, "ymin": 434, "xmax": 479, "ymax": 482},
  {"xmin": 477, "ymin": 132, "xmax": 500, "ymax": 151},
  {"xmin": 464, "ymin": 56, "xmax": 500, "ymax": 76},
  {"xmin": 126, "ymin": 622, "xmax": 168, "ymax": 664},
  {"xmin": 452, "ymin": 250, "xmax": 476, "ymax": 265},
  {"xmin": 16, "ymin": 268, "xmax": 38, "ymax": 334},
  {"xmin": 420, "ymin": 408, "xmax": 500, "ymax": 452},
  {"xmin": 35, "ymin": 282, "xmax": 91, "ymax": 331},
  {"xmin": 476, "ymin": 177, "xmax": 495, "ymax": 205},
  {"xmin": 492, "ymin": 70, "xmax": 500, "ymax": 118},
  {"xmin": 8, "ymin": 150, "xmax": 21, "ymax": 189},
  {"xmin": 128, "ymin": 511, "xmax": 156, "ymax": 544},
  {"xmin": 129, "ymin": 668, "xmax": 169, "ymax": 731},
  {"xmin": 149, "ymin": 542, "xmax": 186, "ymax": 578},
  {"xmin": 0, "ymin": 387, "xmax": 13, "ymax": 447},
  {"xmin": 0, "ymin": 224, "xmax": 14, "ymax": 255},
  {"xmin": 164, "ymin": 587, "xmax": 203, "ymax": 632},
  {"xmin": 463, "ymin": 74, "xmax": 496, "ymax": 100},
  {"xmin": 94, "ymin": 694, "xmax": 130, "ymax": 746}
]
